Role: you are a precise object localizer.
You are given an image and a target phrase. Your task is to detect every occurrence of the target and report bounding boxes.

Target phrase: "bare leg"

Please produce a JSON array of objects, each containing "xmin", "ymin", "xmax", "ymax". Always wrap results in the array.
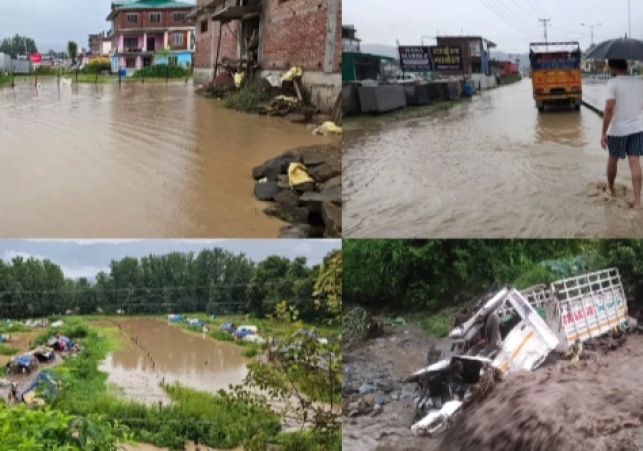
[
  {"xmin": 607, "ymin": 155, "xmax": 619, "ymax": 193},
  {"xmin": 628, "ymin": 155, "xmax": 641, "ymax": 208}
]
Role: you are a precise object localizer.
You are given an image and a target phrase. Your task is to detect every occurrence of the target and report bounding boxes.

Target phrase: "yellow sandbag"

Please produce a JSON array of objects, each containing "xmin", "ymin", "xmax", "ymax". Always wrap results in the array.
[
  {"xmin": 234, "ymin": 72, "xmax": 245, "ymax": 88},
  {"xmin": 288, "ymin": 163, "xmax": 313, "ymax": 186},
  {"xmin": 316, "ymin": 121, "xmax": 342, "ymax": 136},
  {"xmin": 281, "ymin": 67, "xmax": 303, "ymax": 81}
]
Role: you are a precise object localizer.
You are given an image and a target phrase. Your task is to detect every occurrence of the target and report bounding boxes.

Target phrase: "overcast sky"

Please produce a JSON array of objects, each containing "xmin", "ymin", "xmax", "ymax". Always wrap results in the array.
[
  {"xmin": 0, "ymin": 240, "xmax": 340, "ymax": 280},
  {"xmin": 0, "ymin": 0, "xmax": 195, "ymax": 52},
  {"xmin": 345, "ymin": 0, "xmax": 638, "ymax": 53}
]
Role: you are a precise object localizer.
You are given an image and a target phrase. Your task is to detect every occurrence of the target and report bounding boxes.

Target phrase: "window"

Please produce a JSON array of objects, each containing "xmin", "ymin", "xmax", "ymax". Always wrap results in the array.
[
  {"xmin": 200, "ymin": 21, "xmax": 208, "ymax": 33},
  {"xmin": 125, "ymin": 58, "xmax": 136, "ymax": 68},
  {"xmin": 124, "ymin": 38, "xmax": 138, "ymax": 49},
  {"xmin": 173, "ymin": 12, "xmax": 185, "ymax": 22},
  {"xmin": 126, "ymin": 14, "xmax": 138, "ymax": 23},
  {"xmin": 150, "ymin": 13, "xmax": 161, "ymax": 23},
  {"xmin": 171, "ymin": 33, "xmax": 184, "ymax": 46},
  {"xmin": 168, "ymin": 56, "xmax": 178, "ymax": 66}
]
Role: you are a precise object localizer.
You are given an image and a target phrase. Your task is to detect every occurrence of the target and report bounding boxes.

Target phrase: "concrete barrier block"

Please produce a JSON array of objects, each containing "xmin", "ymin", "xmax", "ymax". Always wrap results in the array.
[{"xmin": 358, "ymin": 85, "xmax": 407, "ymax": 113}]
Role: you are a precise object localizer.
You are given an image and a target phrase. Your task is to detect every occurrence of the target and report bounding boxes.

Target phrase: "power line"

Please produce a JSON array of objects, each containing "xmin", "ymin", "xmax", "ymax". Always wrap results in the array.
[
  {"xmin": 527, "ymin": 0, "xmax": 549, "ymax": 17},
  {"xmin": 479, "ymin": 0, "xmax": 536, "ymax": 37},
  {"xmin": 487, "ymin": 0, "xmax": 535, "ymax": 30}
]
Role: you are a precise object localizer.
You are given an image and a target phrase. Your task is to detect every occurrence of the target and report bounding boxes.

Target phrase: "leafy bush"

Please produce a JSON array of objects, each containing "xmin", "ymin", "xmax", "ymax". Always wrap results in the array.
[
  {"xmin": 82, "ymin": 61, "xmax": 111, "ymax": 74},
  {"xmin": 0, "ymin": 344, "xmax": 18, "ymax": 355},
  {"xmin": 0, "ymin": 404, "xmax": 131, "ymax": 451},
  {"xmin": 34, "ymin": 66, "xmax": 59, "ymax": 76},
  {"xmin": 132, "ymin": 64, "xmax": 189, "ymax": 79},
  {"xmin": 222, "ymin": 81, "xmax": 273, "ymax": 112}
]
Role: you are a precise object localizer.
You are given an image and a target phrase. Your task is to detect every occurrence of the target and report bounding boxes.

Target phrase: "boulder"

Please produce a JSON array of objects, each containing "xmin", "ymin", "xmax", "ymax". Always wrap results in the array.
[
  {"xmin": 323, "ymin": 176, "xmax": 342, "ymax": 189},
  {"xmin": 308, "ymin": 158, "xmax": 341, "ymax": 183},
  {"xmin": 275, "ymin": 189, "xmax": 301, "ymax": 210},
  {"xmin": 321, "ymin": 201, "xmax": 342, "ymax": 237},
  {"xmin": 253, "ymin": 181, "xmax": 281, "ymax": 201},
  {"xmin": 252, "ymin": 151, "xmax": 301, "ymax": 181},
  {"xmin": 293, "ymin": 181, "xmax": 315, "ymax": 193},
  {"xmin": 301, "ymin": 185, "xmax": 342, "ymax": 205},
  {"xmin": 278, "ymin": 224, "xmax": 323, "ymax": 238}
]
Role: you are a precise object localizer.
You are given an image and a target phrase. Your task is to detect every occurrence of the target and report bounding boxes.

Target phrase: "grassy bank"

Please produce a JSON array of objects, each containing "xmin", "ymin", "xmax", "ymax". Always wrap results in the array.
[
  {"xmin": 33, "ymin": 318, "xmax": 280, "ymax": 450},
  {"xmin": 344, "ymin": 99, "xmax": 462, "ymax": 126}
]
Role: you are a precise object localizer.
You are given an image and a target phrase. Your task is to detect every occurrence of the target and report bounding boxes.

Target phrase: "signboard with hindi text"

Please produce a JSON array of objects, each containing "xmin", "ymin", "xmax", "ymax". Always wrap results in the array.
[{"xmin": 429, "ymin": 45, "xmax": 463, "ymax": 71}]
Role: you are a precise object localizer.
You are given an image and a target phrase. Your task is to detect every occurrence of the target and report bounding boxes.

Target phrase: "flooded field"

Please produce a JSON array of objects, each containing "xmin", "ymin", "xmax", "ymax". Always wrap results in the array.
[
  {"xmin": 0, "ymin": 78, "xmax": 335, "ymax": 237},
  {"xmin": 342, "ymin": 79, "xmax": 643, "ymax": 238},
  {"xmin": 99, "ymin": 318, "xmax": 248, "ymax": 404}
]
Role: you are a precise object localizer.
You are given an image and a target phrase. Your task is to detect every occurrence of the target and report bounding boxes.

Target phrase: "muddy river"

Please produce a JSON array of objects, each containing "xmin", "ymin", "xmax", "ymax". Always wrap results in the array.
[
  {"xmin": 343, "ymin": 78, "xmax": 643, "ymax": 238},
  {"xmin": 0, "ymin": 78, "xmax": 335, "ymax": 237},
  {"xmin": 99, "ymin": 318, "xmax": 248, "ymax": 403}
]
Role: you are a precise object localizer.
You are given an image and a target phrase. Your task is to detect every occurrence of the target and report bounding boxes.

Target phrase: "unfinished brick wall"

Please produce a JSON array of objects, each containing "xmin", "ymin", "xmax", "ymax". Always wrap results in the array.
[
  {"xmin": 193, "ymin": 0, "xmax": 238, "ymax": 70},
  {"xmin": 261, "ymin": 0, "xmax": 339, "ymax": 72}
]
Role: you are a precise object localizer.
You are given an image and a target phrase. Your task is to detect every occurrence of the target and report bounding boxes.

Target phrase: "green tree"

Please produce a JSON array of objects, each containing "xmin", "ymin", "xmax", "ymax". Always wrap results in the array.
[
  {"xmin": 67, "ymin": 41, "xmax": 78, "ymax": 64},
  {"xmin": 0, "ymin": 34, "xmax": 38, "ymax": 56}
]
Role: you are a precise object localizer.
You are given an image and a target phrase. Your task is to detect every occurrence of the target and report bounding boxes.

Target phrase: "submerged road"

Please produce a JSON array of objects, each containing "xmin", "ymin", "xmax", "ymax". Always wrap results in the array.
[{"xmin": 342, "ymin": 78, "xmax": 643, "ymax": 238}]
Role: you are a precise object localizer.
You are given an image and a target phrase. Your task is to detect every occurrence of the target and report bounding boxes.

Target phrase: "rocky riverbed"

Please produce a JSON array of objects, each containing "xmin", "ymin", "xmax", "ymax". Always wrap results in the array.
[{"xmin": 252, "ymin": 143, "xmax": 342, "ymax": 238}]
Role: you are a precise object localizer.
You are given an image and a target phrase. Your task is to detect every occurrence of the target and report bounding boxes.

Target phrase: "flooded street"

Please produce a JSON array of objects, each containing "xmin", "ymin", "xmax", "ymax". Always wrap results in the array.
[
  {"xmin": 99, "ymin": 318, "xmax": 248, "ymax": 404},
  {"xmin": 0, "ymin": 79, "xmax": 335, "ymax": 237},
  {"xmin": 343, "ymin": 78, "xmax": 643, "ymax": 238}
]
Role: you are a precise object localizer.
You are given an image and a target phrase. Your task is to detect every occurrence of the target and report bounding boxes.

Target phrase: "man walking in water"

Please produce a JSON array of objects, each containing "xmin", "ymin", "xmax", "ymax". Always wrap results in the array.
[{"xmin": 601, "ymin": 59, "xmax": 643, "ymax": 208}]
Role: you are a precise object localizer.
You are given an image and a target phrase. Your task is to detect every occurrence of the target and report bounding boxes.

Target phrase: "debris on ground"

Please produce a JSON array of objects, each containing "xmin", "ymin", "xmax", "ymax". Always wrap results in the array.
[
  {"xmin": 199, "ymin": 65, "xmax": 334, "ymax": 125},
  {"xmin": 252, "ymin": 143, "xmax": 341, "ymax": 238}
]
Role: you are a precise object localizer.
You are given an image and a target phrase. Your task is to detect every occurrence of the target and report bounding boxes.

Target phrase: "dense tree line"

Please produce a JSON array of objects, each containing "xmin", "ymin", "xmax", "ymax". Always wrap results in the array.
[
  {"xmin": 344, "ymin": 239, "xmax": 643, "ymax": 313},
  {"xmin": 0, "ymin": 34, "xmax": 38, "ymax": 56},
  {"xmin": 0, "ymin": 248, "xmax": 341, "ymax": 322}
]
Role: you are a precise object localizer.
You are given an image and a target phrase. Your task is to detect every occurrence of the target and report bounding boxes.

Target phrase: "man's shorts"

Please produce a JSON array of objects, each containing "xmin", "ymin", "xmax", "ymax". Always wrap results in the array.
[{"xmin": 607, "ymin": 131, "xmax": 643, "ymax": 159}]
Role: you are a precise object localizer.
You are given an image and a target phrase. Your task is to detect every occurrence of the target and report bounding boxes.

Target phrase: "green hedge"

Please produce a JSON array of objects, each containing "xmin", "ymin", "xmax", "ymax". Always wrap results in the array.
[{"xmin": 132, "ymin": 64, "xmax": 190, "ymax": 79}]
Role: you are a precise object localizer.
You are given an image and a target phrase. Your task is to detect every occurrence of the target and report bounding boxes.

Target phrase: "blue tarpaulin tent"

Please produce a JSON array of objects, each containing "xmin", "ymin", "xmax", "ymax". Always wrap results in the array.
[
  {"xmin": 168, "ymin": 314, "xmax": 183, "ymax": 323},
  {"xmin": 19, "ymin": 370, "xmax": 59, "ymax": 402}
]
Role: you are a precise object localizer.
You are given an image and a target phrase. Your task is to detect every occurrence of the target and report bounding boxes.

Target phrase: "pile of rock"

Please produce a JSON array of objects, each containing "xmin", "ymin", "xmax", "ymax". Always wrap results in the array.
[{"xmin": 252, "ymin": 143, "xmax": 341, "ymax": 238}]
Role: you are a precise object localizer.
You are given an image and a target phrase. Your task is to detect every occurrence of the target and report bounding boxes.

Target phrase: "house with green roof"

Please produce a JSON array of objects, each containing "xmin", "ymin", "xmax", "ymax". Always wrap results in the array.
[{"xmin": 106, "ymin": 0, "xmax": 196, "ymax": 75}]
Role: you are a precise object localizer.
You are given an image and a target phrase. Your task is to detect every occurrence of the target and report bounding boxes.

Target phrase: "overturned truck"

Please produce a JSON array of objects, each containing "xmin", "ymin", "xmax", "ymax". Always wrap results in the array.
[{"xmin": 405, "ymin": 268, "xmax": 630, "ymax": 437}]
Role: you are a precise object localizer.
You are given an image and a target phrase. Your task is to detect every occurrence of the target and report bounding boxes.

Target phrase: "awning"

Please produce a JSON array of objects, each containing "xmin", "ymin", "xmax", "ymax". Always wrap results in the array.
[{"xmin": 211, "ymin": 5, "xmax": 262, "ymax": 21}]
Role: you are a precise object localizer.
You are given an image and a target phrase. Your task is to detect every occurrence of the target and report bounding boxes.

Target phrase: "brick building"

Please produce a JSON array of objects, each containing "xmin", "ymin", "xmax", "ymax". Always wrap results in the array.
[
  {"xmin": 189, "ymin": 0, "xmax": 341, "ymax": 112},
  {"xmin": 435, "ymin": 35, "xmax": 497, "ymax": 77},
  {"xmin": 107, "ymin": 0, "xmax": 195, "ymax": 75}
]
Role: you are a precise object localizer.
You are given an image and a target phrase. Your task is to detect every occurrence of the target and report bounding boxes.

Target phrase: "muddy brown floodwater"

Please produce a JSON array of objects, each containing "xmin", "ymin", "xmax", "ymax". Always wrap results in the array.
[
  {"xmin": 343, "ymin": 327, "xmax": 643, "ymax": 451},
  {"xmin": 0, "ymin": 78, "xmax": 336, "ymax": 237},
  {"xmin": 343, "ymin": 79, "xmax": 643, "ymax": 238},
  {"xmin": 99, "ymin": 318, "xmax": 248, "ymax": 403}
]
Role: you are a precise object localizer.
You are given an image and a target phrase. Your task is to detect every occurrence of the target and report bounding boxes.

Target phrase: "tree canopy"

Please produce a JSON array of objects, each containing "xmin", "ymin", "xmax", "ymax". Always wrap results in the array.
[
  {"xmin": 344, "ymin": 239, "xmax": 643, "ymax": 313},
  {"xmin": 0, "ymin": 247, "xmax": 340, "ymax": 323},
  {"xmin": 0, "ymin": 34, "xmax": 38, "ymax": 56}
]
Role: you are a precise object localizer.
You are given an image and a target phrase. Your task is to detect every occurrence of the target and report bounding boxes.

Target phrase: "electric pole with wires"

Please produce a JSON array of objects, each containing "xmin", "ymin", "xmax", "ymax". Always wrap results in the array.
[{"xmin": 539, "ymin": 18, "xmax": 551, "ymax": 48}]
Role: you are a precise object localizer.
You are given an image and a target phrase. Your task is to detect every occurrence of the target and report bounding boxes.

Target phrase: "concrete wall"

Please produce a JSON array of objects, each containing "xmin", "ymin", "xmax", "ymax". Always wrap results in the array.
[{"xmin": 259, "ymin": 69, "xmax": 340, "ymax": 113}]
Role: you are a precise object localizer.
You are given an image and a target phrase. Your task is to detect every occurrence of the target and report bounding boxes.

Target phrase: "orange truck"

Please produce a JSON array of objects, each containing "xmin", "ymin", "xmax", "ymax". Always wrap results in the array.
[{"xmin": 529, "ymin": 41, "xmax": 582, "ymax": 112}]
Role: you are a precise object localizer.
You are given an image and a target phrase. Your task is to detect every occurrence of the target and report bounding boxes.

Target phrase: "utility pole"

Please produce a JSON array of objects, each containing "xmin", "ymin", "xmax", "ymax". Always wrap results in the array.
[
  {"xmin": 581, "ymin": 23, "xmax": 601, "ymax": 46},
  {"xmin": 628, "ymin": 0, "xmax": 632, "ymax": 38},
  {"xmin": 539, "ymin": 18, "xmax": 551, "ymax": 48}
]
